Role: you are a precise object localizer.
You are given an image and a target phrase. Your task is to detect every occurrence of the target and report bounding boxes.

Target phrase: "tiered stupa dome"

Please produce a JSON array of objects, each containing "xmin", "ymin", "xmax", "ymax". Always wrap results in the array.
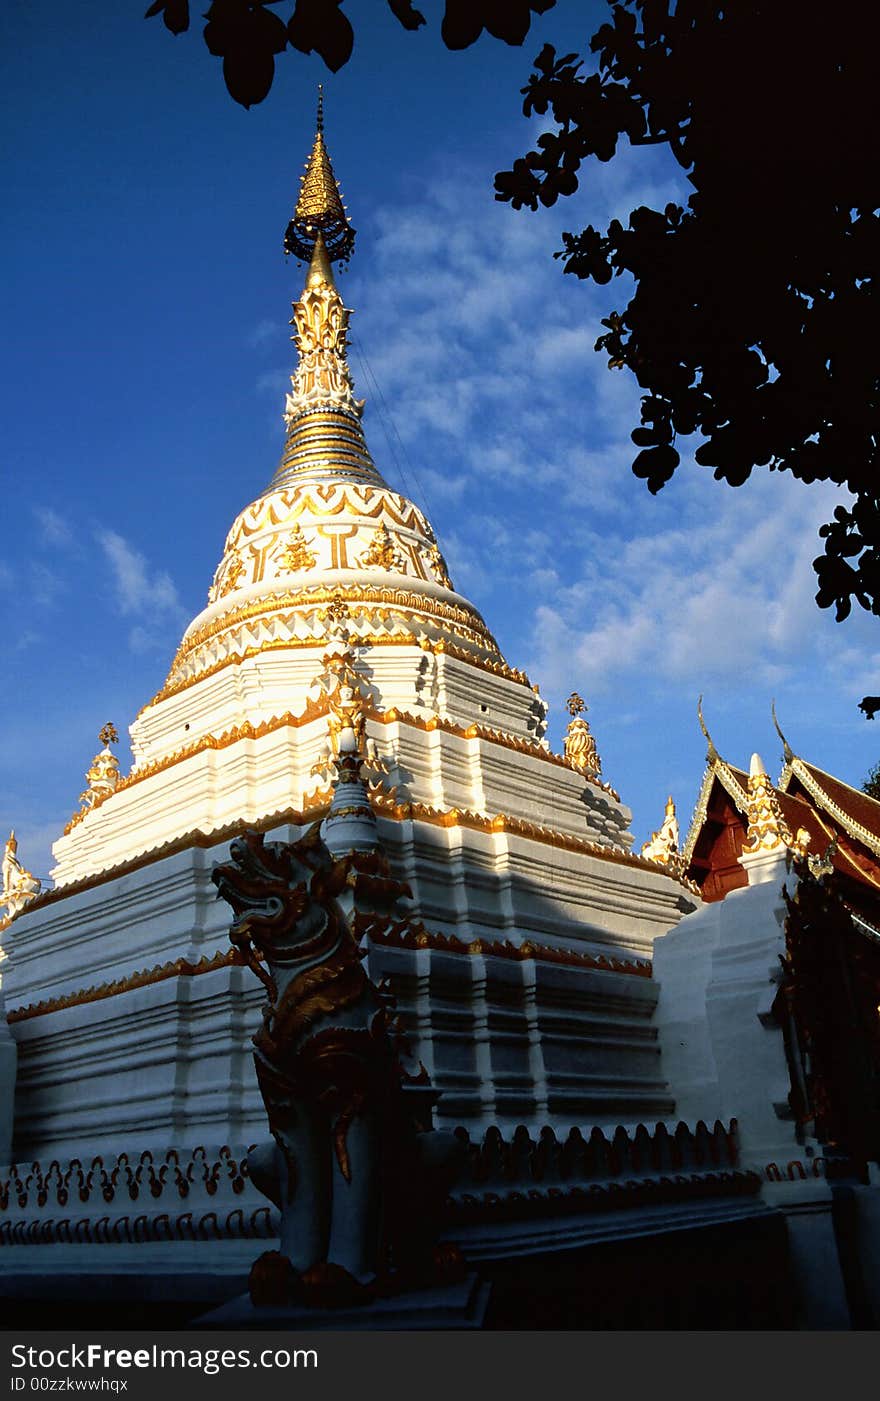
[
  {"xmin": 8, "ymin": 99, "xmax": 699, "ymax": 1165},
  {"xmin": 151, "ymin": 104, "xmax": 512, "ymax": 718},
  {"xmin": 44, "ymin": 97, "xmax": 695, "ymax": 995}
]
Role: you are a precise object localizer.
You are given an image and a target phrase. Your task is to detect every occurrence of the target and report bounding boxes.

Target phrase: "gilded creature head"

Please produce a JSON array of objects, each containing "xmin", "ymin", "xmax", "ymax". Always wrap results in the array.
[{"xmin": 212, "ymin": 825, "xmax": 349, "ymax": 966}]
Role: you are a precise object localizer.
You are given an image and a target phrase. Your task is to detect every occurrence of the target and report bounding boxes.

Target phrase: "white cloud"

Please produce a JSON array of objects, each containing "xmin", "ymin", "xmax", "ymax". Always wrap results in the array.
[
  {"xmin": 96, "ymin": 530, "xmax": 185, "ymax": 652},
  {"xmin": 34, "ymin": 506, "xmax": 74, "ymax": 548},
  {"xmin": 247, "ymin": 318, "xmax": 283, "ymax": 349},
  {"xmin": 97, "ymin": 530, "xmax": 180, "ymax": 615}
]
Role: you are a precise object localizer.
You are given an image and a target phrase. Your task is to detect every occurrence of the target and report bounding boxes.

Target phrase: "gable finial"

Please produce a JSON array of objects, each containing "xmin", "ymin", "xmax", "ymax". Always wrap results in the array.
[
  {"xmin": 771, "ymin": 699, "xmax": 794, "ymax": 766},
  {"xmin": 697, "ymin": 694, "xmax": 718, "ymax": 764}
]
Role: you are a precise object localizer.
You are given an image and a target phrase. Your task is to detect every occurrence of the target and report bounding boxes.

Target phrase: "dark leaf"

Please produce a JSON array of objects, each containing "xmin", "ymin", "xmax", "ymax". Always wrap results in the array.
[
  {"xmin": 288, "ymin": 0, "xmax": 353, "ymax": 70},
  {"xmin": 222, "ymin": 45, "xmax": 275, "ymax": 106},
  {"xmin": 631, "ymin": 444, "xmax": 680, "ymax": 493},
  {"xmin": 441, "ymin": 0, "xmax": 483, "ymax": 50},
  {"xmin": 145, "ymin": 0, "xmax": 190, "ymax": 33},
  {"xmin": 386, "ymin": 0, "xmax": 426, "ymax": 32}
]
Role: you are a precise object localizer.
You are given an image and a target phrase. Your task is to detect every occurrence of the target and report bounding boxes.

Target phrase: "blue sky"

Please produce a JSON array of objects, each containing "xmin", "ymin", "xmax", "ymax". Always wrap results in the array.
[{"xmin": 2, "ymin": 1, "xmax": 878, "ymax": 886}]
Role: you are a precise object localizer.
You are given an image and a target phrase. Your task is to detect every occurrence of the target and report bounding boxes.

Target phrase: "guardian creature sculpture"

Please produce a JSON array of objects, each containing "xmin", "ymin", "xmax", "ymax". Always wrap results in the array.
[{"xmin": 212, "ymin": 824, "xmax": 461, "ymax": 1307}]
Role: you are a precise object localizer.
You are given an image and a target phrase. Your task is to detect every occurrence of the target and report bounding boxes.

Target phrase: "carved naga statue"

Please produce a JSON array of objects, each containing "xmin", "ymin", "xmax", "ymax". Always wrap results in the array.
[{"xmin": 212, "ymin": 824, "xmax": 462, "ymax": 1307}]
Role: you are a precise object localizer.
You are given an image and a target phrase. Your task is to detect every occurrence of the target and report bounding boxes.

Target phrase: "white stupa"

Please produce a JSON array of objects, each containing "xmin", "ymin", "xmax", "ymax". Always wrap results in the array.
[{"xmin": 0, "ymin": 107, "xmax": 705, "ymax": 1295}]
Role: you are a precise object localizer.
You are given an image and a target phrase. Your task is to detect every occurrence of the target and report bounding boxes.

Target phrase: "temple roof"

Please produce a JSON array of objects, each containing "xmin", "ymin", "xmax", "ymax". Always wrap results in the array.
[
  {"xmin": 682, "ymin": 719, "xmax": 880, "ymax": 903},
  {"xmin": 779, "ymin": 757, "xmax": 880, "ymax": 860}
]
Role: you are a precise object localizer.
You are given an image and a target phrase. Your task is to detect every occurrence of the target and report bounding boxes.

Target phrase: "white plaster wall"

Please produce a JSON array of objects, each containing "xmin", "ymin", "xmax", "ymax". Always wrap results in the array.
[{"xmin": 652, "ymin": 853, "xmax": 803, "ymax": 1172}]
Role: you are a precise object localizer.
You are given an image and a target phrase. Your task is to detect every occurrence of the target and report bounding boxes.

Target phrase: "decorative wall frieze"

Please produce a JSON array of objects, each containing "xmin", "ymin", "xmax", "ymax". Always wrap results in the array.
[
  {"xmin": 367, "ymin": 788, "xmax": 699, "ymax": 892},
  {"xmin": 0, "ymin": 1147, "xmax": 279, "ymax": 1247},
  {"xmin": 6, "ymin": 948, "xmax": 246, "ymax": 1023},
  {"xmin": 0, "ymin": 1127, "xmax": 761, "ymax": 1247},
  {"xmin": 365, "ymin": 920, "xmax": 652, "ymax": 977},
  {"xmin": 11, "ymin": 797, "xmax": 333, "ymax": 924},
  {"xmin": 202, "ymin": 477, "xmax": 464, "ymax": 619},
  {"xmin": 452, "ymin": 1119, "xmax": 739, "ymax": 1184},
  {"xmin": 224, "ymin": 485, "xmax": 432, "ymax": 547},
  {"xmin": 175, "ymin": 582, "xmax": 498, "ymax": 665},
  {"xmin": 143, "ymin": 630, "xmax": 533, "ymax": 716}
]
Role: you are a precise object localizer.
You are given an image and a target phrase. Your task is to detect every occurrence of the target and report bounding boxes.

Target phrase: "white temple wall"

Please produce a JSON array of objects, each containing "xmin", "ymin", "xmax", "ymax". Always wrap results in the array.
[
  {"xmin": 10, "ymin": 935, "xmax": 670, "ymax": 1156},
  {"xmin": 15, "ymin": 818, "xmax": 692, "ymax": 1025},
  {"xmin": 652, "ymin": 851, "xmax": 804, "ymax": 1173},
  {"xmin": 52, "ymin": 710, "xmax": 638, "ymax": 890},
  {"xmin": 131, "ymin": 645, "xmax": 546, "ymax": 768},
  {"xmin": 6, "ymin": 817, "xmax": 686, "ymax": 1158}
]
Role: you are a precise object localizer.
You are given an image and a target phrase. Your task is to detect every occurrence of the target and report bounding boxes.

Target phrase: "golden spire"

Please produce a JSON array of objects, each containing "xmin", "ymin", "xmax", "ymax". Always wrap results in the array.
[
  {"xmin": 270, "ymin": 97, "xmax": 381, "ymax": 492},
  {"xmin": 284, "ymin": 87, "xmax": 355, "ymax": 266}
]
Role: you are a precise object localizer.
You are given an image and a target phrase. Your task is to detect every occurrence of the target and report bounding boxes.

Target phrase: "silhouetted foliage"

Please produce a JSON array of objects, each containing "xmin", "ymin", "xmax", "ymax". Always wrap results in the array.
[
  {"xmin": 492, "ymin": 3, "xmax": 880, "ymax": 714},
  {"xmin": 864, "ymin": 762, "xmax": 880, "ymax": 801},
  {"xmin": 146, "ymin": 0, "xmax": 555, "ymax": 92},
  {"xmin": 147, "ymin": 0, "xmax": 880, "ymax": 714}
]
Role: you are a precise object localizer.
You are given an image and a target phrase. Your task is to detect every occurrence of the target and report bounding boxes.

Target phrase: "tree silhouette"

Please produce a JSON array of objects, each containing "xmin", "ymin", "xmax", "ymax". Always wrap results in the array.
[
  {"xmin": 146, "ymin": 0, "xmax": 555, "ymax": 102},
  {"xmin": 147, "ymin": 0, "xmax": 880, "ymax": 716},
  {"xmin": 864, "ymin": 763, "xmax": 880, "ymax": 804}
]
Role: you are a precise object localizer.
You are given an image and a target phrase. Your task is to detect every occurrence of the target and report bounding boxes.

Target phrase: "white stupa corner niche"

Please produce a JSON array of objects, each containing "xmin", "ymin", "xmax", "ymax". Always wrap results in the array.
[{"xmin": 9, "ymin": 100, "xmax": 874, "ymax": 1330}]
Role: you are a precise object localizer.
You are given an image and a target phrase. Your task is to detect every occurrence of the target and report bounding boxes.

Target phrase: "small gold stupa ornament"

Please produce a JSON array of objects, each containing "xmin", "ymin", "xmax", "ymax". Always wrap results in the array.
[
  {"xmin": 563, "ymin": 692, "xmax": 601, "ymax": 778},
  {"xmin": 641, "ymin": 796, "xmax": 681, "ymax": 867},
  {"xmin": 78, "ymin": 723, "xmax": 122, "ymax": 815},
  {"xmin": 742, "ymin": 752, "xmax": 792, "ymax": 854},
  {"xmin": 1, "ymin": 831, "xmax": 41, "ymax": 921}
]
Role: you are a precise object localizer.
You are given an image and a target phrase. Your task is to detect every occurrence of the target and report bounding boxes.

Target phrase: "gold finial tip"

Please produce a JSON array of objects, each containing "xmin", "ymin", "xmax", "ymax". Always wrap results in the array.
[
  {"xmin": 565, "ymin": 691, "xmax": 586, "ymax": 717},
  {"xmin": 284, "ymin": 97, "xmax": 355, "ymax": 265},
  {"xmin": 99, "ymin": 722, "xmax": 119, "ymax": 748}
]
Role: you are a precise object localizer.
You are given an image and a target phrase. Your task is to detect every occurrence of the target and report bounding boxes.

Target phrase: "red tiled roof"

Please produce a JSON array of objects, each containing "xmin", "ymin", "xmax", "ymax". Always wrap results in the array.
[{"xmin": 794, "ymin": 761, "xmax": 880, "ymax": 847}]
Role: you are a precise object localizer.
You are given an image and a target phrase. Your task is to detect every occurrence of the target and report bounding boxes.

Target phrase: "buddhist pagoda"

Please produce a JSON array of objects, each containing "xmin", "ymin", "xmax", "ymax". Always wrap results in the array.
[{"xmin": 2, "ymin": 105, "xmax": 880, "ymax": 1330}]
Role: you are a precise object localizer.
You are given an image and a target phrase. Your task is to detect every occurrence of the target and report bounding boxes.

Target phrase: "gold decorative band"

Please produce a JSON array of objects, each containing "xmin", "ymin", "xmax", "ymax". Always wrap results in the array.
[
  {"xmin": 173, "ymin": 581, "xmax": 498, "ymax": 668},
  {"xmin": 7, "ymin": 921, "xmax": 650, "ymax": 1024},
  {"xmin": 146, "ymin": 624, "xmax": 526, "ymax": 713}
]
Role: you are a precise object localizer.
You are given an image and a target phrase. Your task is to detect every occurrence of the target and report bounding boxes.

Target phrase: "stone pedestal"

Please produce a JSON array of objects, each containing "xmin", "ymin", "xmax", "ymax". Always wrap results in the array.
[
  {"xmin": 763, "ymin": 1180, "xmax": 851, "ymax": 1329},
  {"xmin": 195, "ymin": 1273, "xmax": 490, "ymax": 1330}
]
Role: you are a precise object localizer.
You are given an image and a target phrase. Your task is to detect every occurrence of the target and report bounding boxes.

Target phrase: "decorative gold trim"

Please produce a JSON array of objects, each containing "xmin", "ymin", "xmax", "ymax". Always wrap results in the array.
[
  {"xmin": 14, "ymin": 766, "xmax": 694, "ymax": 939},
  {"xmin": 366, "ymin": 788, "xmax": 700, "ymax": 892},
  {"xmin": 369, "ymin": 923, "xmax": 652, "ymax": 978},
  {"xmin": 7, "ymin": 948, "xmax": 246, "ymax": 1023},
  {"xmin": 786, "ymin": 757, "xmax": 880, "ymax": 860},
  {"xmin": 79, "ymin": 700, "xmax": 614, "ymax": 821},
  {"xmin": 4, "ymin": 796, "xmax": 333, "ymax": 932},
  {"xmin": 119, "ymin": 697, "xmax": 329, "ymax": 793},
  {"xmin": 140, "ymin": 631, "xmax": 531, "ymax": 715},
  {"xmin": 7, "ymin": 918, "xmax": 652, "ymax": 1025},
  {"xmin": 378, "ymin": 704, "xmax": 620, "ymax": 799},
  {"xmin": 175, "ymin": 583, "xmax": 497, "ymax": 667}
]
